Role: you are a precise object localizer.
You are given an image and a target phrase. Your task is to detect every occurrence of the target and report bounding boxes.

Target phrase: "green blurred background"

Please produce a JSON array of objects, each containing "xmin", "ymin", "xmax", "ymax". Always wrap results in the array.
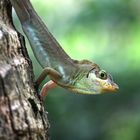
[{"xmin": 13, "ymin": 0, "xmax": 140, "ymax": 139}]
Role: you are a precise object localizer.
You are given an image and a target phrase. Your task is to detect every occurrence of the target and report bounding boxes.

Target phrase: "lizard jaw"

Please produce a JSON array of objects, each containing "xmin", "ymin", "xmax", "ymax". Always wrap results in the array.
[{"xmin": 101, "ymin": 82, "xmax": 119, "ymax": 93}]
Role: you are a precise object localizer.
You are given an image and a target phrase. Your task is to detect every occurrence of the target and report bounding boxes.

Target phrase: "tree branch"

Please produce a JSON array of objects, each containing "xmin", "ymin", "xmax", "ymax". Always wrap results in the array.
[{"xmin": 0, "ymin": 0, "xmax": 49, "ymax": 139}]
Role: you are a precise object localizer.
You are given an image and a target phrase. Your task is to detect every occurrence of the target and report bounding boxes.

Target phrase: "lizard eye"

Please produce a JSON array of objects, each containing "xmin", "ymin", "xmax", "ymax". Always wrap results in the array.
[{"xmin": 99, "ymin": 70, "xmax": 107, "ymax": 80}]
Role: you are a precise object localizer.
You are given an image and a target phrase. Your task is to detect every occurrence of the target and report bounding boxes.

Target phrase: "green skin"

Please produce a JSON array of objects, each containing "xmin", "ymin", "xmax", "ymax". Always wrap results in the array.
[{"xmin": 10, "ymin": 0, "xmax": 118, "ymax": 95}]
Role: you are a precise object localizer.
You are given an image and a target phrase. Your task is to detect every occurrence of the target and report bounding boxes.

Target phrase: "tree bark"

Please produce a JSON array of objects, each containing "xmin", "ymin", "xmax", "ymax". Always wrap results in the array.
[{"xmin": 0, "ymin": 0, "xmax": 49, "ymax": 139}]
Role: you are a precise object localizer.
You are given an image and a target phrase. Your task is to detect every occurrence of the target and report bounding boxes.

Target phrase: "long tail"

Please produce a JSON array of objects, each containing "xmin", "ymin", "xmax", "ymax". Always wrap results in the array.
[
  {"xmin": 10, "ymin": 0, "xmax": 36, "ymax": 23},
  {"xmin": 10, "ymin": 0, "xmax": 72, "ymax": 69}
]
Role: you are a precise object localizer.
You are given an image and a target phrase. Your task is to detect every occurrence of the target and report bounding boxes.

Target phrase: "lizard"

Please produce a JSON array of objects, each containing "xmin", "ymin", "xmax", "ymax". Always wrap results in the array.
[{"xmin": 10, "ymin": 0, "xmax": 119, "ymax": 97}]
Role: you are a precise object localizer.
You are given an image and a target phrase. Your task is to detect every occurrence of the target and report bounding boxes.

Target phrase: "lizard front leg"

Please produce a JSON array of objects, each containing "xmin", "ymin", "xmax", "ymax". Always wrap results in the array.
[
  {"xmin": 36, "ymin": 67, "xmax": 62, "ymax": 97},
  {"xmin": 40, "ymin": 80, "xmax": 57, "ymax": 97}
]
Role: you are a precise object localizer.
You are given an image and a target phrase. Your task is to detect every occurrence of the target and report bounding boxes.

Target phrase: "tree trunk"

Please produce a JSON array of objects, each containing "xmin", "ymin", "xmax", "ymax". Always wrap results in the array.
[{"xmin": 0, "ymin": 0, "xmax": 49, "ymax": 139}]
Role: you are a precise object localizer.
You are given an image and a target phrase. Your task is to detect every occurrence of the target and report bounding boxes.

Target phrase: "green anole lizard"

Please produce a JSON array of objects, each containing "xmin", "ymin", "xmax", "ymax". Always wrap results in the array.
[{"xmin": 10, "ymin": 0, "xmax": 119, "ymax": 97}]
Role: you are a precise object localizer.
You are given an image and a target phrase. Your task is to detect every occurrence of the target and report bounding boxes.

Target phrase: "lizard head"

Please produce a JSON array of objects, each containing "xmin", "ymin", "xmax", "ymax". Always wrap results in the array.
[
  {"xmin": 70, "ymin": 63, "xmax": 119, "ymax": 94},
  {"xmin": 86, "ymin": 68, "xmax": 119, "ymax": 94}
]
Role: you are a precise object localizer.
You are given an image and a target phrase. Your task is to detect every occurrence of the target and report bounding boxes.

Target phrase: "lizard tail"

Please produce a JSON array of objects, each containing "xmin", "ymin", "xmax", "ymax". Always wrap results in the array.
[
  {"xmin": 10, "ymin": 0, "xmax": 36, "ymax": 23},
  {"xmin": 10, "ymin": 0, "xmax": 73, "ymax": 69}
]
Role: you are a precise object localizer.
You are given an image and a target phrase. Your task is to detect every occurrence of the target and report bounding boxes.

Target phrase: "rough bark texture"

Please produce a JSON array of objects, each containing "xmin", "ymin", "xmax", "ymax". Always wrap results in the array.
[{"xmin": 0, "ymin": 0, "xmax": 50, "ymax": 139}]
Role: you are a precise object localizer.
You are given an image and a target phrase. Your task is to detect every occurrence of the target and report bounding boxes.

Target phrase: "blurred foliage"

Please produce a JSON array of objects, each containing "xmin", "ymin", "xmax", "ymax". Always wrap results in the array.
[{"xmin": 13, "ymin": 0, "xmax": 140, "ymax": 139}]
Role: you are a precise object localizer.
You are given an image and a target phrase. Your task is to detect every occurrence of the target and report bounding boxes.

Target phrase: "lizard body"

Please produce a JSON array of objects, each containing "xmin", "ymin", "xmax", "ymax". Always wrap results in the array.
[{"xmin": 10, "ymin": 0, "xmax": 119, "ymax": 95}]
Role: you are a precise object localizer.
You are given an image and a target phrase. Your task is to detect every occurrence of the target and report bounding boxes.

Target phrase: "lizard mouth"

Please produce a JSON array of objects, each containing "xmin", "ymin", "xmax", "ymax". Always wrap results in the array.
[{"xmin": 102, "ymin": 83, "xmax": 119, "ymax": 92}]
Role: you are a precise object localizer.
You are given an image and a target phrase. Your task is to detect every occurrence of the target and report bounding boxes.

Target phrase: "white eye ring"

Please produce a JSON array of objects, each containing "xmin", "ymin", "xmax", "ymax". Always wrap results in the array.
[{"xmin": 99, "ymin": 70, "xmax": 107, "ymax": 80}]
